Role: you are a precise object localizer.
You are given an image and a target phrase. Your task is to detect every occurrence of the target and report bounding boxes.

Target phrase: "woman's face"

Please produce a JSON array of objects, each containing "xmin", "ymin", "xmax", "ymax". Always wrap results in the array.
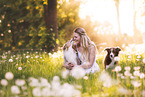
[{"xmin": 73, "ymin": 32, "xmax": 81, "ymax": 45}]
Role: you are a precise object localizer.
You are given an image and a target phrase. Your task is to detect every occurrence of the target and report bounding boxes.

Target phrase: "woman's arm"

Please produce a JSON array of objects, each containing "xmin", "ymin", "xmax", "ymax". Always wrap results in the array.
[
  {"xmin": 63, "ymin": 55, "xmax": 74, "ymax": 70},
  {"xmin": 80, "ymin": 45, "xmax": 96, "ymax": 69}
]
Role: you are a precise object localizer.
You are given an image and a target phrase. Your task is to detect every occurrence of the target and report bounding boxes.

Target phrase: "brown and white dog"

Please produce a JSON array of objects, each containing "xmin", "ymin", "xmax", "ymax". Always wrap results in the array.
[{"xmin": 103, "ymin": 47, "xmax": 121, "ymax": 70}]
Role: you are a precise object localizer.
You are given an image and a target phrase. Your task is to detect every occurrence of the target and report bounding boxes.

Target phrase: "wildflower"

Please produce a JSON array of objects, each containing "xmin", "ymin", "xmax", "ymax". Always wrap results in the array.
[
  {"xmin": 142, "ymin": 90, "xmax": 145, "ymax": 97},
  {"xmin": 35, "ymin": 55, "xmax": 39, "ymax": 58},
  {"xmin": 140, "ymin": 73, "xmax": 145, "ymax": 79},
  {"xmin": 134, "ymin": 66, "xmax": 140, "ymax": 71},
  {"xmin": 83, "ymin": 76, "xmax": 88, "ymax": 80},
  {"xmin": 121, "ymin": 76, "xmax": 126, "ymax": 79},
  {"xmin": 103, "ymin": 81, "xmax": 112, "ymax": 87},
  {"xmin": 33, "ymin": 87, "xmax": 41, "ymax": 96},
  {"xmin": 18, "ymin": 67, "xmax": 22, "ymax": 70},
  {"xmin": 114, "ymin": 66, "xmax": 121, "ymax": 72},
  {"xmin": 61, "ymin": 70, "xmax": 68, "ymax": 79},
  {"xmin": 128, "ymin": 55, "xmax": 131, "ymax": 59},
  {"xmin": 29, "ymin": 78, "xmax": 40, "ymax": 87},
  {"xmin": 5, "ymin": 72, "xmax": 14, "ymax": 80},
  {"xmin": 133, "ymin": 70, "xmax": 140, "ymax": 76},
  {"xmin": 130, "ymin": 75, "xmax": 136, "ymax": 79},
  {"xmin": 15, "ymin": 79, "xmax": 25, "ymax": 86},
  {"xmin": 137, "ymin": 55, "xmax": 141, "ymax": 59},
  {"xmin": 51, "ymin": 79, "xmax": 61, "ymax": 92},
  {"xmin": 131, "ymin": 81, "xmax": 141, "ymax": 87},
  {"xmin": 124, "ymin": 66, "xmax": 131, "ymax": 71},
  {"xmin": 71, "ymin": 66, "xmax": 86, "ymax": 79},
  {"xmin": 11, "ymin": 85, "xmax": 20, "ymax": 94},
  {"xmin": 124, "ymin": 71, "xmax": 132, "ymax": 76},
  {"xmin": 41, "ymin": 87, "xmax": 51, "ymax": 96},
  {"xmin": 40, "ymin": 77, "xmax": 51, "ymax": 87},
  {"xmin": 114, "ymin": 57, "xmax": 120, "ymax": 61},
  {"xmin": 99, "ymin": 71, "xmax": 112, "ymax": 82},
  {"xmin": 9, "ymin": 59, "xmax": 13, "ymax": 62},
  {"xmin": 143, "ymin": 58, "xmax": 145, "ymax": 63},
  {"xmin": 1, "ymin": 79, "xmax": 8, "ymax": 86},
  {"xmin": 117, "ymin": 87, "xmax": 131, "ymax": 95},
  {"xmin": 117, "ymin": 73, "xmax": 123, "ymax": 77},
  {"xmin": 26, "ymin": 56, "xmax": 30, "ymax": 58}
]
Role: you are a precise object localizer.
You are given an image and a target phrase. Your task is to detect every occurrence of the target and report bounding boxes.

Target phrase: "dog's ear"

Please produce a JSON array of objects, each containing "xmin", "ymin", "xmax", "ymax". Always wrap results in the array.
[
  {"xmin": 116, "ymin": 47, "xmax": 121, "ymax": 51},
  {"xmin": 104, "ymin": 47, "xmax": 110, "ymax": 52}
]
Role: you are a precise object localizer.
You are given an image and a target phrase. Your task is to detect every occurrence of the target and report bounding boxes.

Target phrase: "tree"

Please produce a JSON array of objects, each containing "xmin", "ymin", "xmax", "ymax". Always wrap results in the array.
[
  {"xmin": 44, "ymin": 0, "xmax": 58, "ymax": 51},
  {"xmin": 114, "ymin": 0, "xmax": 121, "ymax": 35}
]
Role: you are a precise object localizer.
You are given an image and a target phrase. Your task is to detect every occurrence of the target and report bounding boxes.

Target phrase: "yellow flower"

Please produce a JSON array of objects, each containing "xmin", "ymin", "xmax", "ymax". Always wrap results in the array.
[
  {"xmin": 35, "ymin": 6, "xmax": 39, "ymax": 9},
  {"xmin": 43, "ymin": 1, "xmax": 48, "ymax": 5},
  {"xmin": 12, "ymin": 47, "xmax": 15, "ymax": 50},
  {"xmin": 18, "ymin": 42, "xmax": 22, "ymax": 46},
  {"xmin": 56, "ymin": 39, "xmax": 59, "ymax": 44},
  {"xmin": 26, "ymin": 6, "xmax": 30, "ymax": 9}
]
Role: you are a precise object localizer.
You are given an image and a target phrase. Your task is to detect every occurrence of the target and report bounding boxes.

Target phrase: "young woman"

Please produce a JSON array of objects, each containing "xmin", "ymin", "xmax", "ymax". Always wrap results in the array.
[{"xmin": 63, "ymin": 27, "xmax": 100, "ymax": 74}]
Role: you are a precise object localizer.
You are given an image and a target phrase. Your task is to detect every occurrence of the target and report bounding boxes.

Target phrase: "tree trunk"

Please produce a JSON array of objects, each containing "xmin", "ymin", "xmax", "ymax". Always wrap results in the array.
[
  {"xmin": 44, "ymin": 0, "xmax": 58, "ymax": 51},
  {"xmin": 114, "ymin": 0, "xmax": 121, "ymax": 35}
]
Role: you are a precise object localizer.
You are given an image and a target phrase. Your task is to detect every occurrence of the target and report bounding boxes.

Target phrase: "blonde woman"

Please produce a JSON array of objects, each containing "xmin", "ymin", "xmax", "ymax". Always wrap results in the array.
[{"xmin": 63, "ymin": 27, "xmax": 100, "ymax": 74}]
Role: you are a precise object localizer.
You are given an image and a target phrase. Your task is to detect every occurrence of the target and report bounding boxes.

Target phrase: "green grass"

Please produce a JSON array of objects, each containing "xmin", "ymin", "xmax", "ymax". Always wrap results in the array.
[{"xmin": 0, "ymin": 49, "xmax": 145, "ymax": 97}]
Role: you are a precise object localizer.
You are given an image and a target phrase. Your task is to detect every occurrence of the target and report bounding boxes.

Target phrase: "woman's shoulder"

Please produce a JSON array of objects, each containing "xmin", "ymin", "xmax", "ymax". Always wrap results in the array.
[{"xmin": 89, "ymin": 41, "xmax": 96, "ymax": 49}]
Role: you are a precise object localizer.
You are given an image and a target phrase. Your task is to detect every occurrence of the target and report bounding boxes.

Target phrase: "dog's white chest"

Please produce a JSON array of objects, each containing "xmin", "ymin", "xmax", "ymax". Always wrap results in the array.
[{"xmin": 63, "ymin": 44, "xmax": 77, "ymax": 65}]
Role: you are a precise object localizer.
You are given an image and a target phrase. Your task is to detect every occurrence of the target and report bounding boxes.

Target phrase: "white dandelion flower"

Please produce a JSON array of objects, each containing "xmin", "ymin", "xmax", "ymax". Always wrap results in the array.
[
  {"xmin": 137, "ymin": 55, "xmax": 141, "ymax": 59},
  {"xmin": 9, "ymin": 59, "xmax": 13, "ymax": 62},
  {"xmin": 103, "ymin": 81, "xmax": 112, "ymax": 87},
  {"xmin": 131, "ymin": 81, "xmax": 141, "ymax": 87},
  {"xmin": 1, "ymin": 79, "xmax": 8, "ymax": 86},
  {"xmin": 71, "ymin": 66, "xmax": 86, "ymax": 79},
  {"xmin": 15, "ymin": 79, "xmax": 25, "ymax": 86},
  {"xmin": 134, "ymin": 66, "xmax": 140, "ymax": 71},
  {"xmin": 5, "ymin": 72, "xmax": 14, "ymax": 80},
  {"xmin": 83, "ymin": 76, "xmax": 88, "ymax": 80},
  {"xmin": 18, "ymin": 67, "xmax": 22, "ymax": 70},
  {"xmin": 114, "ymin": 57, "xmax": 120, "ymax": 61},
  {"xmin": 11, "ymin": 85, "xmax": 20, "ymax": 94},
  {"xmin": 41, "ymin": 87, "xmax": 51, "ymax": 96},
  {"xmin": 40, "ymin": 77, "xmax": 51, "ymax": 87},
  {"xmin": 140, "ymin": 73, "xmax": 145, "ymax": 79},
  {"xmin": 133, "ymin": 70, "xmax": 140, "ymax": 76},
  {"xmin": 124, "ymin": 66, "xmax": 131, "ymax": 71},
  {"xmin": 29, "ymin": 78, "xmax": 40, "ymax": 87},
  {"xmin": 33, "ymin": 87, "xmax": 41, "ymax": 96},
  {"xmin": 143, "ymin": 58, "xmax": 145, "ymax": 63},
  {"xmin": 114, "ymin": 66, "xmax": 121, "ymax": 72},
  {"xmin": 117, "ymin": 87, "xmax": 131, "ymax": 95},
  {"xmin": 124, "ymin": 71, "xmax": 132, "ymax": 76},
  {"xmin": 61, "ymin": 70, "xmax": 69, "ymax": 79}
]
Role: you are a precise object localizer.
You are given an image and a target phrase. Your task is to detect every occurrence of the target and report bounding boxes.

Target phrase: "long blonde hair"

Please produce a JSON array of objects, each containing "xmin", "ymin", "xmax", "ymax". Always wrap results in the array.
[{"xmin": 73, "ymin": 27, "xmax": 96, "ymax": 61}]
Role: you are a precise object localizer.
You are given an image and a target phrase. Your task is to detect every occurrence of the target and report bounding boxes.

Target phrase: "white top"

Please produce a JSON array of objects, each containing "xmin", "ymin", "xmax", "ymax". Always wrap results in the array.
[{"xmin": 77, "ymin": 51, "xmax": 100, "ymax": 74}]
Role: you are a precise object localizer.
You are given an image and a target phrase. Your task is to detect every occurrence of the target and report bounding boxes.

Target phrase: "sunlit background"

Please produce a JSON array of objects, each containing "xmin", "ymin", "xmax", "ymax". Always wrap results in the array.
[{"xmin": 79, "ymin": 0, "xmax": 145, "ymax": 36}]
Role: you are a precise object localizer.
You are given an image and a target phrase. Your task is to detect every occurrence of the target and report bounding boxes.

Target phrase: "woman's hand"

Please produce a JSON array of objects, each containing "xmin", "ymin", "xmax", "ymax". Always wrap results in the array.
[{"xmin": 64, "ymin": 62, "xmax": 74, "ymax": 70}]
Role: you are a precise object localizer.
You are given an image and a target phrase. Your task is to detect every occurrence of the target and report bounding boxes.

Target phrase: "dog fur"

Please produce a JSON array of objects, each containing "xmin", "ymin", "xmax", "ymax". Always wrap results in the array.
[
  {"xmin": 63, "ymin": 40, "xmax": 79, "ymax": 66},
  {"xmin": 103, "ymin": 47, "xmax": 121, "ymax": 70}
]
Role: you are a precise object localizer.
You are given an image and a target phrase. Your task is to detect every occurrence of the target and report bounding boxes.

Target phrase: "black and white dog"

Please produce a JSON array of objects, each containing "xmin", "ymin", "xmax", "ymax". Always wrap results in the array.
[{"xmin": 103, "ymin": 47, "xmax": 121, "ymax": 70}]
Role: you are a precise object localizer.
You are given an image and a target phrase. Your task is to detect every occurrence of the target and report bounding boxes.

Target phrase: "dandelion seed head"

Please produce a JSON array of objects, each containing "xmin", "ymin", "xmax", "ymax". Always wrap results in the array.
[
  {"xmin": 15, "ymin": 79, "xmax": 25, "ymax": 86},
  {"xmin": 11, "ymin": 85, "xmax": 20, "ymax": 94},
  {"xmin": 71, "ymin": 66, "xmax": 86, "ymax": 79},
  {"xmin": 5, "ymin": 72, "xmax": 14, "ymax": 80},
  {"xmin": 0, "ymin": 79, "xmax": 8, "ymax": 86}
]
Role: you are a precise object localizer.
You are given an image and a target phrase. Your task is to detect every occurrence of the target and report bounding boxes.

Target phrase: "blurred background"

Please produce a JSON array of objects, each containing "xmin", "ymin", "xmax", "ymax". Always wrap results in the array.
[{"xmin": 0, "ymin": 0, "xmax": 145, "ymax": 52}]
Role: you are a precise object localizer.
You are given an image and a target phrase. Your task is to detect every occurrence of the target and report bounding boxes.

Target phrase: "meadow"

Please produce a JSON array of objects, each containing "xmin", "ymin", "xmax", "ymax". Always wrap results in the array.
[{"xmin": 0, "ymin": 47, "xmax": 145, "ymax": 97}]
